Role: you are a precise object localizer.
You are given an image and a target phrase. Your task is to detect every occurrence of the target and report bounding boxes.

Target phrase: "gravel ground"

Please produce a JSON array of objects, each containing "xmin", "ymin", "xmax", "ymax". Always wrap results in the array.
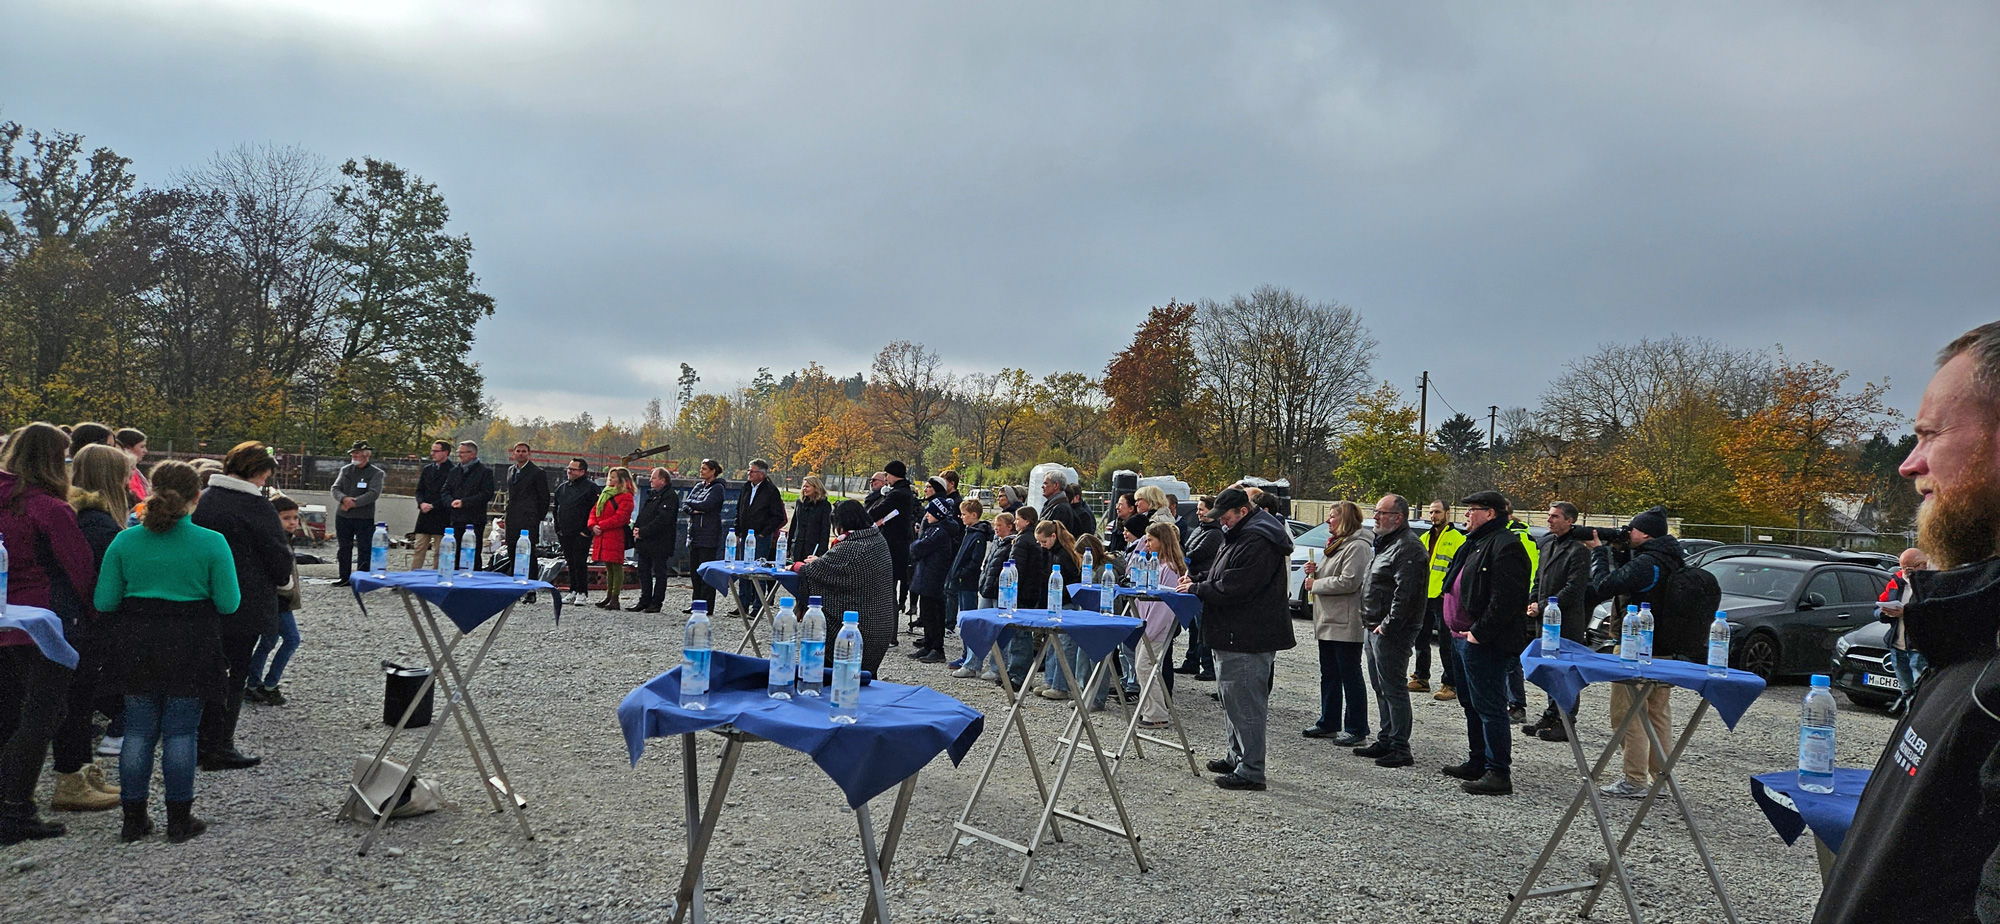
[{"xmin": 1, "ymin": 557, "xmax": 1888, "ymax": 924}]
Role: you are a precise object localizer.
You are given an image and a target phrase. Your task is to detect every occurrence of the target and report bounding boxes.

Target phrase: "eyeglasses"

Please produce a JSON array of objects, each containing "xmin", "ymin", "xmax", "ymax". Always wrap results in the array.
[{"xmin": 1374, "ymin": 509, "xmax": 1402, "ymax": 517}]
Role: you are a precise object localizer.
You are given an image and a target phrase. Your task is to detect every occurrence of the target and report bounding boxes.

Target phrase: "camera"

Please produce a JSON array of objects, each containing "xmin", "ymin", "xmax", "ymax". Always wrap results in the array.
[{"xmin": 1590, "ymin": 526, "xmax": 1631, "ymax": 545}]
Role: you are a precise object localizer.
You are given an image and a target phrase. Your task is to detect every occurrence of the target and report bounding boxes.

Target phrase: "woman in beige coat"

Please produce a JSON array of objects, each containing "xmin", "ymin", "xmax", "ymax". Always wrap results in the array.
[{"xmin": 1302, "ymin": 501, "xmax": 1374, "ymax": 745}]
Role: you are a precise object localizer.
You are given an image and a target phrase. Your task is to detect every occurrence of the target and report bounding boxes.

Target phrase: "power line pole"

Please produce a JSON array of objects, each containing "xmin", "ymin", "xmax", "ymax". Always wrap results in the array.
[
  {"xmin": 1418, "ymin": 371, "xmax": 1430, "ymax": 443},
  {"xmin": 1488, "ymin": 405, "xmax": 1499, "ymax": 450}
]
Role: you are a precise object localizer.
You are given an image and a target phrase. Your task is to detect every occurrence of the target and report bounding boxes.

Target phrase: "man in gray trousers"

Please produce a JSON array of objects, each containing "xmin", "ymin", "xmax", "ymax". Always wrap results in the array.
[
  {"xmin": 1179, "ymin": 487, "xmax": 1296, "ymax": 791},
  {"xmin": 330, "ymin": 440, "xmax": 386, "ymax": 587},
  {"xmin": 1354, "ymin": 493, "xmax": 1429, "ymax": 768}
]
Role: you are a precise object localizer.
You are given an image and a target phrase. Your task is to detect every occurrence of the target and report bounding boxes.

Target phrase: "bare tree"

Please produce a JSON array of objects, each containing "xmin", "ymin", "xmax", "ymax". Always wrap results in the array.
[
  {"xmin": 1538, "ymin": 335, "xmax": 1770, "ymax": 443},
  {"xmin": 866, "ymin": 341, "xmax": 955, "ymax": 478}
]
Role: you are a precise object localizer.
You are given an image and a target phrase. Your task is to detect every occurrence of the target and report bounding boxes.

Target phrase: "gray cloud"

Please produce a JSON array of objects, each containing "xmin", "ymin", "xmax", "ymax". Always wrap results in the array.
[{"xmin": 5, "ymin": 1, "xmax": 1993, "ymax": 424}]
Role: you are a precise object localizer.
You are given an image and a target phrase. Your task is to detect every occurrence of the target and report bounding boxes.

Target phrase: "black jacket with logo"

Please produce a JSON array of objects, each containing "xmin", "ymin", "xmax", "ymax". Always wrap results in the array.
[{"xmin": 1813, "ymin": 557, "xmax": 2000, "ymax": 924}]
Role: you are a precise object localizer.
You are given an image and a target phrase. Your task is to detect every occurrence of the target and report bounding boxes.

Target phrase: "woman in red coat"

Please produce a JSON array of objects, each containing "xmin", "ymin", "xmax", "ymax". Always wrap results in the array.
[{"xmin": 587, "ymin": 466, "xmax": 636, "ymax": 609}]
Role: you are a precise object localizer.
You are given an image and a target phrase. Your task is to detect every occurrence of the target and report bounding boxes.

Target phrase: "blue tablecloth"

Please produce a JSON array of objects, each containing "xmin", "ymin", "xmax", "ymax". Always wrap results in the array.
[
  {"xmin": 1064, "ymin": 584, "xmax": 1201, "ymax": 627},
  {"xmin": 351, "ymin": 570, "xmax": 557, "ymax": 634},
  {"xmin": 957, "ymin": 608, "xmax": 1143, "ymax": 664},
  {"xmin": 697, "ymin": 560, "xmax": 801, "ymax": 595},
  {"xmin": 0, "ymin": 605, "xmax": 79, "ymax": 669},
  {"xmin": 619, "ymin": 652, "xmax": 984, "ymax": 808},
  {"xmin": 1521, "ymin": 638, "xmax": 1766, "ymax": 729},
  {"xmin": 1751, "ymin": 768, "xmax": 1871, "ymax": 853}
]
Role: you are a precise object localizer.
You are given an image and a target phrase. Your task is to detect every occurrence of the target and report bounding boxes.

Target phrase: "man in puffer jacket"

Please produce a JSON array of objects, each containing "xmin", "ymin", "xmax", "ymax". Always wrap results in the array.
[{"xmin": 1180, "ymin": 487, "xmax": 1295, "ymax": 791}]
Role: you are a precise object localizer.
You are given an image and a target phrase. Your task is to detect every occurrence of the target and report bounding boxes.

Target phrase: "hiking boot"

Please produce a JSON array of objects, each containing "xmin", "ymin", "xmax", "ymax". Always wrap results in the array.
[
  {"xmin": 1522, "ymin": 713, "xmax": 1553, "ymax": 737},
  {"xmin": 1206, "ymin": 758, "xmax": 1236, "ymax": 774},
  {"xmin": 1463, "ymin": 771, "xmax": 1513, "ymax": 796},
  {"xmin": 242, "ymin": 686, "xmax": 267, "ymax": 705},
  {"xmin": 165, "ymin": 800, "xmax": 207, "ymax": 843},
  {"xmin": 1537, "ymin": 722, "xmax": 1571, "ymax": 743},
  {"xmin": 1433, "ymin": 685, "xmax": 1457, "ymax": 701},
  {"xmin": 1407, "ymin": 675, "xmax": 1430, "ymax": 692},
  {"xmin": 82, "ymin": 763, "xmax": 121, "ymax": 796},
  {"xmin": 1439, "ymin": 761, "xmax": 1486, "ymax": 782},
  {"xmin": 0, "ymin": 801, "xmax": 66, "ymax": 846},
  {"xmin": 53, "ymin": 770, "xmax": 120, "ymax": 811},
  {"xmin": 120, "ymin": 801, "xmax": 154, "ymax": 842}
]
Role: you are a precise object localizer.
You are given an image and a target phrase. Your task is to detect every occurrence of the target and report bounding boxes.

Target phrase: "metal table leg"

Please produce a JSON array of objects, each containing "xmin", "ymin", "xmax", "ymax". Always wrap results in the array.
[
  {"xmin": 858, "ymin": 773, "xmax": 920, "ymax": 924},
  {"xmin": 731, "ymin": 575, "xmax": 769, "ymax": 655},
  {"xmin": 1021, "ymin": 644, "xmax": 1148, "ymax": 889},
  {"xmin": 673, "ymin": 733, "xmax": 744, "ymax": 924},
  {"xmin": 950, "ymin": 630, "xmax": 1064, "ymax": 864},
  {"xmin": 1499, "ymin": 691, "xmax": 1649, "ymax": 924}
]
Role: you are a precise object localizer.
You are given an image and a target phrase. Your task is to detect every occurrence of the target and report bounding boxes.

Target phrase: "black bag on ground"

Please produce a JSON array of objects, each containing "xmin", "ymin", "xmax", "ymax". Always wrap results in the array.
[
  {"xmin": 1650, "ymin": 556, "xmax": 1723, "ymax": 662},
  {"xmin": 382, "ymin": 661, "xmax": 435, "ymax": 728}
]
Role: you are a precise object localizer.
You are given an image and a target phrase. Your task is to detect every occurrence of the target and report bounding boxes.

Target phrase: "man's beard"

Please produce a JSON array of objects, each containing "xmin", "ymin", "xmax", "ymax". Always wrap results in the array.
[{"xmin": 1918, "ymin": 453, "xmax": 2000, "ymax": 570}]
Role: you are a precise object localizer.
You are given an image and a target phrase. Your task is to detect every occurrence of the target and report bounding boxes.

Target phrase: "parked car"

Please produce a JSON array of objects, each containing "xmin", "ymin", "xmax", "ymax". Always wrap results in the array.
[
  {"xmin": 1287, "ymin": 519, "xmax": 1433, "ymax": 619},
  {"xmin": 1703, "ymin": 557, "xmax": 1891, "ymax": 679},
  {"xmin": 1688, "ymin": 543, "xmax": 1898, "ymax": 572},
  {"xmin": 1828, "ymin": 621, "xmax": 1900, "ymax": 710},
  {"xmin": 1678, "ymin": 538, "xmax": 1722, "ymax": 556}
]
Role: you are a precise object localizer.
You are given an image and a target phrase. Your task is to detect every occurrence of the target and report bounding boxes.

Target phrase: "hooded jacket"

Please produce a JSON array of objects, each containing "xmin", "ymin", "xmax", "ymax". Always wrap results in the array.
[
  {"xmin": 948, "ymin": 519, "xmax": 994, "ymax": 595},
  {"xmin": 1440, "ymin": 517, "xmax": 1534, "ymax": 657},
  {"xmin": 0, "ymin": 472, "xmax": 96, "ymax": 637},
  {"xmin": 680, "ymin": 477, "xmax": 726, "ymax": 550},
  {"xmin": 1189, "ymin": 507, "xmax": 1297, "ymax": 653},
  {"xmin": 191, "ymin": 473, "xmax": 294, "ymax": 636},
  {"xmin": 1588, "ymin": 534, "xmax": 1693, "ymax": 656},
  {"xmin": 980, "ymin": 532, "xmax": 1015, "ymax": 600},
  {"xmin": 1812, "ymin": 557, "xmax": 2000, "ymax": 924},
  {"xmin": 1361, "ymin": 523, "xmax": 1429, "ymax": 642},
  {"xmin": 907, "ymin": 509, "xmax": 964, "ymax": 599}
]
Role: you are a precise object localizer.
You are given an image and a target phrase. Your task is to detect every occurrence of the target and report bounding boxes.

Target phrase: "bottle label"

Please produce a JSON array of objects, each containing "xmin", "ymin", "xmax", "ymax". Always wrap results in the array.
[
  {"xmin": 682, "ymin": 649, "xmax": 711, "ymax": 695},
  {"xmin": 833, "ymin": 660, "xmax": 861, "ymax": 709},
  {"xmin": 1799, "ymin": 725, "xmax": 1835, "ymax": 773},
  {"xmin": 1542, "ymin": 623, "xmax": 1561, "ymax": 656},
  {"xmin": 1639, "ymin": 629, "xmax": 1654, "ymax": 658},
  {"xmin": 798, "ymin": 640, "xmax": 826, "ymax": 682},
  {"xmin": 769, "ymin": 640, "xmax": 796, "ymax": 689},
  {"xmin": 1709, "ymin": 639, "xmax": 1729, "ymax": 669}
]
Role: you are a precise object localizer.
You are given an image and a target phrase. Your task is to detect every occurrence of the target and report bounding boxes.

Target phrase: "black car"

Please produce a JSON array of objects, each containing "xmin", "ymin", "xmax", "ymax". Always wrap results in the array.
[
  {"xmin": 1829, "ymin": 621, "xmax": 1902, "ymax": 710},
  {"xmin": 1707, "ymin": 557, "xmax": 1892, "ymax": 680},
  {"xmin": 1689, "ymin": 543, "xmax": 1899, "ymax": 572}
]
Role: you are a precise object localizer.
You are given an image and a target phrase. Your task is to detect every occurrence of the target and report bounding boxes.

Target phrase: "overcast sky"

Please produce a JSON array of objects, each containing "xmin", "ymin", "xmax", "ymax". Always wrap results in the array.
[{"xmin": 6, "ymin": 1, "xmax": 1994, "ymax": 430}]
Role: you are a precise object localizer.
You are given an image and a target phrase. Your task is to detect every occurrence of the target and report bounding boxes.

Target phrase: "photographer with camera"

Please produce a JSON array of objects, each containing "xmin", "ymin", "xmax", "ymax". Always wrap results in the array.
[{"xmin": 1581, "ymin": 506, "xmax": 1691, "ymax": 799}]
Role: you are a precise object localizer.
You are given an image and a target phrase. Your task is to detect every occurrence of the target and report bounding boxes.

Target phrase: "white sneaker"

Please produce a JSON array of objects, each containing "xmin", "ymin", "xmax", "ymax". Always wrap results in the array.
[
  {"xmin": 951, "ymin": 666, "xmax": 979, "ymax": 679},
  {"xmin": 1599, "ymin": 779, "xmax": 1648, "ymax": 799},
  {"xmin": 95, "ymin": 735, "xmax": 124, "ymax": 757},
  {"xmin": 980, "ymin": 670, "xmax": 1000, "ymax": 683}
]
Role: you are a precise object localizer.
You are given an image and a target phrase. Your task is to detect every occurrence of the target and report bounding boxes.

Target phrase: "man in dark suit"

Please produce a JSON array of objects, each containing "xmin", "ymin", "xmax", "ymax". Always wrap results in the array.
[
  {"xmin": 552, "ymin": 458, "xmax": 600, "ymax": 604},
  {"xmin": 503, "ymin": 441, "xmax": 553, "ymax": 595},
  {"xmin": 733, "ymin": 458, "xmax": 788, "ymax": 616},
  {"xmin": 443, "ymin": 440, "xmax": 496, "ymax": 568},
  {"xmin": 411, "ymin": 440, "xmax": 453, "ymax": 569}
]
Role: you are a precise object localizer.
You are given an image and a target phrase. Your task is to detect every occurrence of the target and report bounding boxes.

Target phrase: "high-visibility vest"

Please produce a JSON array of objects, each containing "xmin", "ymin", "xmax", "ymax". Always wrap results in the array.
[
  {"xmin": 1425, "ymin": 525, "xmax": 1466, "ymax": 599},
  {"xmin": 1511, "ymin": 520, "xmax": 1540, "ymax": 591}
]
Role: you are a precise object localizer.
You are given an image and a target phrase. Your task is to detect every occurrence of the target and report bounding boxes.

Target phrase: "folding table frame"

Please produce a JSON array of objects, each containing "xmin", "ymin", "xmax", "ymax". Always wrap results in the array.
[
  {"xmin": 946, "ymin": 622, "xmax": 1148, "ymax": 890},
  {"xmin": 715, "ymin": 570, "xmax": 785, "ymax": 656},
  {"xmin": 1500, "ymin": 678, "xmax": 1739, "ymax": 924},
  {"xmin": 339, "ymin": 588, "xmax": 534, "ymax": 856},
  {"xmin": 671, "ymin": 729, "xmax": 917, "ymax": 924},
  {"xmin": 1052, "ymin": 596, "xmax": 1198, "ymax": 779}
]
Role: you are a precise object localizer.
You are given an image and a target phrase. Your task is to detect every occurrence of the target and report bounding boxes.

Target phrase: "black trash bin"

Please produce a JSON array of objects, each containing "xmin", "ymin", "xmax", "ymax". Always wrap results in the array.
[{"xmin": 382, "ymin": 661, "xmax": 435, "ymax": 728}]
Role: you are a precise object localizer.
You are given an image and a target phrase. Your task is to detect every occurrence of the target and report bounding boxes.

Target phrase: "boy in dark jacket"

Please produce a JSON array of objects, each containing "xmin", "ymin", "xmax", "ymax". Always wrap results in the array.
[{"xmin": 906, "ymin": 493, "xmax": 963, "ymax": 663}]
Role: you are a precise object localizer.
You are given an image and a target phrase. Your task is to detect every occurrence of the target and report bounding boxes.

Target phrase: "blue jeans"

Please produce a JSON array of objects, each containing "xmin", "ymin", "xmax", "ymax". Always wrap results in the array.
[
  {"xmin": 1315, "ymin": 639, "xmax": 1369, "ymax": 736},
  {"xmin": 1892, "ymin": 646, "xmax": 1929, "ymax": 707},
  {"xmin": 251, "ymin": 610, "xmax": 302, "ymax": 688},
  {"xmin": 122, "ymin": 695, "xmax": 203, "ymax": 803},
  {"xmin": 1450, "ymin": 638, "xmax": 1514, "ymax": 774},
  {"xmin": 956, "ymin": 592, "xmax": 986, "ymax": 667}
]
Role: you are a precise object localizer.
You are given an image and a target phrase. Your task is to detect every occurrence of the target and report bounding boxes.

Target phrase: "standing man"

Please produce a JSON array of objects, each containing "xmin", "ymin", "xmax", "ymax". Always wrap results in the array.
[
  {"xmin": 411, "ymin": 440, "xmax": 452, "ymax": 570},
  {"xmin": 1178, "ymin": 487, "xmax": 1296, "ymax": 791},
  {"xmin": 1039, "ymin": 472, "xmax": 1081, "ymax": 538},
  {"xmin": 1582, "ymin": 505, "xmax": 1686, "ymax": 799},
  {"xmin": 1412, "ymin": 500, "xmax": 1466, "ymax": 698},
  {"xmin": 1525, "ymin": 501, "xmax": 1593, "ymax": 741},
  {"xmin": 552, "ymin": 458, "xmax": 600, "ymax": 605},
  {"xmin": 1065, "ymin": 482, "xmax": 1097, "ymax": 540},
  {"xmin": 733, "ymin": 459, "xmax": 787, "ymax": 617},
  {"xmin": 868, "ymin": 461, "xmax": 918, "ymax": 618},
  {"xmin": 442, "ymin": 441, "xmax": 495, "ymax": 569},
  {"xmin": 503, "ymin": 442, "xmax": 552, "ymax": 594},
  {"xmin": 329, "ymin": 441, "xmax": 385, "ymax": 587},
  {"xmin": 630, "ymin": 467, "xmax": 680, "ymax": 614},
  {"xmin": 1438, "ymin": 491, "xmax": 1533, "ymax": 796},
  {"xmin": 1814, "ymin": 321, "xmax": 2000, "ymax": 924},
  {"xmin": 1874, "ymin": 547, "xmax": 1930, "ymax": 716},
  {"xmin": 1355, "ymin": 494, "xmax": 1429, "ymax": 768}
]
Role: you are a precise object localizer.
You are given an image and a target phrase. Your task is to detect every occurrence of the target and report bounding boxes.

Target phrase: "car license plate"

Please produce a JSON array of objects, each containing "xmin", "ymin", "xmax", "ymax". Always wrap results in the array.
[{"xmin": 1862, "ymin": 673, "xmax": 1902, "ymax": 691}]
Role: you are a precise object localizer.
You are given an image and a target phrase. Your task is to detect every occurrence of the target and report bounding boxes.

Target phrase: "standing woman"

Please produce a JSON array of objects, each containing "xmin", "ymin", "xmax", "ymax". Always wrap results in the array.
[
  {"xmin": 680, "ymin": 460, "xmax": 726, "ymax": 614},
  {"xmin": 48, "ymin": 443, "xmax": 132, "ymax": 812},
  {"xmin": 114, "ymin": 428, "xmax": 149, "ymax": 507},
  {"xmin": 629, "ymin": 467, "xmax": 679, "ymax": 614},
  {"xmin": 96, "ymin": 460, "xmax": 240, "ymax": 842},
  {"xmin": 1302, "ymin": 500, "xmax": 1375, "ymax": 745},
  {"xmin": 788, "ymin": 475, "xmax": 832, "ymax": 564},
  {"xmin": 0, "ymin": 423, "xmax": 98, "ymax": 845},
  {"xmin": 191, "ymin": 441, "xmax": 293, "ymax": 771},
  {"xmin": 589, "ymin": 467, "xmax": 636, "ymax": 609}
]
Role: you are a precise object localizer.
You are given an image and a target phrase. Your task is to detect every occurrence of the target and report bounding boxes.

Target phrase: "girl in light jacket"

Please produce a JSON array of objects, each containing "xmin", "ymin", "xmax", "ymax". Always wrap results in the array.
[
  {"xmin": 1132, "ymin": 522, "xmax": 1188, "ymax": 728},
  {"xmin": 1303, "ymin": 501, "xmax": 1374, "ymax": 745}
]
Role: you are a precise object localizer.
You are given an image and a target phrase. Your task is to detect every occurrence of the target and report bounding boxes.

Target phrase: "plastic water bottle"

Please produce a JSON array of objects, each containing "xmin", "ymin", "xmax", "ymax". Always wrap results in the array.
[
  {"xmin": 1101, "ymin": 563, "xmax": 1117, "ymax": 593},
  {"xmin": 370, "ymin": 523, "xmax": 390, "ymax": 577},
  {"xmin": 1099, "ymin": 565, "xmax": 1116, "ymax": 615},
  {"xmin": 0, "ymin": 533, "xmax": 10, "ymax": 615},
  {"xmin": 831, "ymin": 611, "xmax": 862, "ymax": 724},
  {"xmin": 1636, "ymin": 602, "xmax": 1655, "ymax": 665},
  {"xmin": 681, "ymin": 602, "xmax": 712, "ymax": 711},
  {"xmin": 438, "ymin": 528, "xmax": 457, "ymax": 584},
  {"xmin": 1541, "ymin": 597, "xmax": 1562, "ymax": 659},
  {"xmin": 747, "ymin": 529, "xmax": 759, "ymax": 565},
  {"xmin": 1145, "ymin": 552, "xmax": 1159, "ymax": 591},
  {"xmin": 775, "ymin": 533, "xmax": 789, "ymax": 568},
  {"xmin": 1708, "ymin": 612, "xmax": 1732, "ymax": 677},
  {"xmin": 1799, "ymin": 674, "xmax": 1837, "ymax": 793},
  {"xmin": 1081, "ymin": 548, "xmax": 1095, "ymax": 588},
  {"xmin": 726, "ymin": 530, "xmax": 739, "ymax": 563},
  {"xmin": 512, "ymin": 530, "xmax": 532, "ymax": 583},
  {"xmin": 1618, "ymin": 605, "xmax": 1638, "ymax": 663},
  {"xmin": 460, "ymin": 527, "xmax": 477, "ymax": 573},
  {"xmin": 797, "ymin": 596, "xmax": 826, "ymax": 697},
  {"xmin": 998, "ymin": 559, "xmax": 1018, "ymax": 613},
  {"xmin": 768, "ymin": 596, "xmax": 798, "ymax": 699},
  {"xmin": 1047, "ymin": 564, "xmax": 1064, "ymax": 611}
]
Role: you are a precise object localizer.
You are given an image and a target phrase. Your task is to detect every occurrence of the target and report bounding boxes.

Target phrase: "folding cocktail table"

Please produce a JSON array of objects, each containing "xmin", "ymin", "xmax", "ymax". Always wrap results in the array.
[
  {"xmin": 619, "ymin": 652, "xmax": 983, "ymax": 924},
  {"xmin": 1060, "ymin": 584, "xmax": 1200, "ymax": 777},
  {"xmin": 695, "ymin": 560, "xmax": 799, "ymax": 656},
  {"xmin": 948, "ymin": 607, "xmax": 1151, "ymax": 890},
  {"xmin": 1751, "ymin": 766, "xmax": 1870, "ymax": 879},
  {"xmin": 1501, "ymin": 638, "xmax": 1766, "ymax": 924},
  {"xmin": 343, "ymin": 570, "xmax": 556, "ymax": 855}
]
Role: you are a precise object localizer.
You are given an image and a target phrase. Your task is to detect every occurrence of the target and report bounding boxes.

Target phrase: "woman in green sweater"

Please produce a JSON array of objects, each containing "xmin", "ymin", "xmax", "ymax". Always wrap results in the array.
[{"xmin": 94, "ymin": 460, "xmax": 240, "ymax": 843}]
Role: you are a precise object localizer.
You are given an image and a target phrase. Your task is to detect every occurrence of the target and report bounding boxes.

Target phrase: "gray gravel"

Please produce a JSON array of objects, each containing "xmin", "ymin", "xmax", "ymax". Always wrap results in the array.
[{"xmin": 1, "ymin": 556, "xmax": 1880, "ymax": 923}]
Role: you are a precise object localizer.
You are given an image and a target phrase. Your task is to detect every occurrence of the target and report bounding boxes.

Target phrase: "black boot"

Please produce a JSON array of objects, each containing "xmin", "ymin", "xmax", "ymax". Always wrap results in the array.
[
  {"xmin": 120, "ymin": 801, "xmax": 154, "ymax": 842},
  {"xmin": 0, "ymin": 800, "xmax": 66, "ymax": 846},
  {"xmin": 166, "ymin": 800, "xmax": 207, "ymax": 843}
]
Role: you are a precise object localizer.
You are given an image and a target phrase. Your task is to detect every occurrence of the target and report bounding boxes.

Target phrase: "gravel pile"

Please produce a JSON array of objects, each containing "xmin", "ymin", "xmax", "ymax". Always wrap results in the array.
[{"xmin": 2, "ymin": 556, "xmax": 1880, "ymax": 923}]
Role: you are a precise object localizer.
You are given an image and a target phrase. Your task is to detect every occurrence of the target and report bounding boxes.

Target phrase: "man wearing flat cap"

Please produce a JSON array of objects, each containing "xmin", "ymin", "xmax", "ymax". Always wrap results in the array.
[
  {"xmin": 1437, "ymin": 490, "xmax": 1533, "ymax": 795},
  {"xmin": 330, "ymin": 441, "xmax": 386, "ymax": 586}
]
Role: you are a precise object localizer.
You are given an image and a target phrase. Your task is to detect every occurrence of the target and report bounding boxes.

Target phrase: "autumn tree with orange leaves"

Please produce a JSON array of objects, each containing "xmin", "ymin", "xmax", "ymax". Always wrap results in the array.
[{"xmin": 1722, "ymin": 358, "xmax": 1888, "ymax": 529}]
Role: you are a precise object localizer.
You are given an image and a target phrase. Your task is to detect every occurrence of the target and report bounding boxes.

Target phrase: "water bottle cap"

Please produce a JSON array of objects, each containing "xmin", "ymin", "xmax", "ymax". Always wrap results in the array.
[
  {"xmin": 1549, "ymin": 597, "xmax": 1559, "ymax": 605},
  {"xmin": 519, "ymin": 529, "xmax": 529, "ymax": 536},
  {"xmin": 1811, "ymin": 673, "xmax": 1830, "ymax": 687},
  {"xmin": 843, "ymin": 610, "xmax": 859, "ymax": 622},
  {"xmin": 692, "ymin": 601, "xmax": 707, "ymax": 615},
  {"xmin": 1625, "ymin": 604, "xmax": 1637, "ymax": 613},
  {"xmin": 779, "ymin": 596, "xmax": 794, "ymax": 608},
  {"xmin": 444, "ymin": 527, "xmax": 455, "ymax": 535},
  {"xmin": 808, "ymin": 596, "xmax": 822, "ymax": 606},
  {"xmin": 1715, "ymin": 611, "xmax": 1729, "ymax": 619}
]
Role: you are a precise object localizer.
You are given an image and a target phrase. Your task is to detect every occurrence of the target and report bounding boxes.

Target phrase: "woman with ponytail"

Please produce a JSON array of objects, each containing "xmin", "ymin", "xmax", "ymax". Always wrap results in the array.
[{"xmin": 96, "ymin": 460, "xmax": 240, "ymax": 843}]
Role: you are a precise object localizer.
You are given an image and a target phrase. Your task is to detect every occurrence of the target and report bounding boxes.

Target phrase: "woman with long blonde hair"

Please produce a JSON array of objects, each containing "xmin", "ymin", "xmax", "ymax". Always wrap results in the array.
[
  {"xmin": 1130, "ymin": 521, "xmax": 1192, "ymax": 727},
  {"xmin": 588, "ymin": 466, "xmax": 636, "ymax": 608},
  {"xmin": 44, "ymin": 444, "xmax": 133, "ymax": 811}
]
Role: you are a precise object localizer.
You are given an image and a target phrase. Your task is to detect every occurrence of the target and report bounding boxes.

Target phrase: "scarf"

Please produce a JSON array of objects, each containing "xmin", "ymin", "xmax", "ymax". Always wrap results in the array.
[{"xmin": 594, "ymin": 483, "xmax": 627, "ymax": 515}]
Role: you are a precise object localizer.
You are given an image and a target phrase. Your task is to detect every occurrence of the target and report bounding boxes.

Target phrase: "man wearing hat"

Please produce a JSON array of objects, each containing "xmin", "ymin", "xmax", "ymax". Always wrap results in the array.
[
  {"xmin": 1437, "ymin": 490, "xmax": 1533, "ymax": 796},
  {"xmin": 867, "ymin": 461, "xmax": 920, "ymax": 617},
  {"xmin": 329, "ymin": 441, "xmax": 386, "ymax": 586},
  {"xmin": 1583, "ymin": 504, "xmax": 1687, "ymax": 799}
]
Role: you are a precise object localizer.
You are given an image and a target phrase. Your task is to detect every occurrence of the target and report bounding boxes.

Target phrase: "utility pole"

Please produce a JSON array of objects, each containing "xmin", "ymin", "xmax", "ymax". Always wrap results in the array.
[
  {"xmin": 1488, "ymin": 405, "xmax": 1499, "ymax": 450},
  {"xmin": 1418, "ymin": 371, "xmax": 1430, "ymax": 443}
]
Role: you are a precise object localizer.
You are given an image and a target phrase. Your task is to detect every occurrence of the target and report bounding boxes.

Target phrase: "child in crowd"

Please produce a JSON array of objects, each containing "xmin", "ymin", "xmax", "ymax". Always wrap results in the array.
[{"xmin": 247, "ymin": 495, "xmax": 305, "ymax": 706}]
